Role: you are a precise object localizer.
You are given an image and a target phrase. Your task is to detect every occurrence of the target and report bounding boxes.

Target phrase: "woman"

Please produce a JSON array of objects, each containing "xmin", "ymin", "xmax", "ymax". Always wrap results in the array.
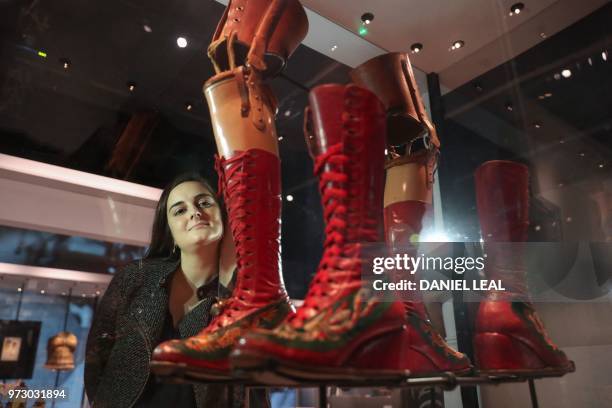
[{"xmin": 84, "ymin": 172, "xmax": 262, "ymax": 408}]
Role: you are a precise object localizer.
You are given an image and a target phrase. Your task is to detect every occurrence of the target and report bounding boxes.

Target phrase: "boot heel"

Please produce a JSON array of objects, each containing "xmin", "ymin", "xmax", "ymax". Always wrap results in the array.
[{"xmin": 474, "ymin": 332, "xmax": 546, "ymax": 372}]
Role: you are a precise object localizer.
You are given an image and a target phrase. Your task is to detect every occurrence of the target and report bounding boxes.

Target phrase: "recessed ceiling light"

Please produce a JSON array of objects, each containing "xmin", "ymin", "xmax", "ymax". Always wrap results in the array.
[
  {"xmin": 17, "ymin": 287, "xmax": 22, "ymax": 292},
  {"xmin": 330, "ymin": 45, "xmax": 338, "ymax": 52},
  {"xmin": 505, "ymin": 102, "xmax": 513, "ymax": 111},
  {"xmin": 185, "ymin": 102, "xmax": 193, "ymax": 111},
  {"xmin": 410, "ymin": 43, "xmax": 423, "ymax": 54},
  {"xmin": 286, "ymin": 194, "xmax": 294, "ymax": 202},
  {"xmin": 450, "ymin": 40, "xmax": 465, "ymax": 51},
  {"xmin": 177, "ymin": 37, "xmax": 188, "ymax": 48},
  {"xmin": 60, "ymin": 58, "xmax": 70, "ymax": 69},
  {"xmin": 561, "ymin": 69, "xmax": 572, "ymax": 78},
  {"xmin": 361, "ymin": 12, "xmax": 374, "ymax": 25},
  {"xmin": 603, "ymin": 51, "xmax": 608, "ymax": 61},
  {"xmin": 533, "ymin": 122, "xmax": 542, "ymax": 129},
  {"xmin": 127, "ymin": 81, "xmax": 136, "ymax": 92},
  {"xmin": 284, "ymin": 109, "xmax": 291, "ymax": 117},
  {"xmin": 40, "ymin": 289, "xmax": 45, "ymax": 294},
  {"xmin": 278, "ymin": 136, "xmax": 284, "ymax": 141},
  {"xmin": 143, "ymin": 24, "xmax": 152, "ymax": 33},
  {"xmin": 96, "ymin": 290, "xmax": 101, "ymax": 295},
  {"xmin": 509, "ymin": 2, "xmax": 524, "ymax": 16},
  {"xmin": 599, "ymin": 163, "xmax": 605, "ymax": 168}
]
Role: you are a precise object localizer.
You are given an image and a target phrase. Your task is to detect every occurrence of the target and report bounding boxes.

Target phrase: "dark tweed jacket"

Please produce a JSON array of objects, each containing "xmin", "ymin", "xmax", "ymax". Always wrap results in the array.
[{"xmin": 84, "ymin": 258, "xmax": 267, "ymax": 408}]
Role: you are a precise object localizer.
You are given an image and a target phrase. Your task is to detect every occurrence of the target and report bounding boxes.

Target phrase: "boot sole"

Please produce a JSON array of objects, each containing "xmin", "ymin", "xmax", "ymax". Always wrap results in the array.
[
  {"xmin": 232, "ymin": 348, "xmax": 474, "ymax": 387},
  {"xmin": 476, "ymin": 360, "xmax": 575, "ymax": 379}
]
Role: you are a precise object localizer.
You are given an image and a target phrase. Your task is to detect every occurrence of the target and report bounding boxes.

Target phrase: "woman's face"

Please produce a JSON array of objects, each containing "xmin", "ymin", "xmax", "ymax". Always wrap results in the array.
[{"xmin": 166, "ymin": 181, "xmax": 223, "ymax": 252}]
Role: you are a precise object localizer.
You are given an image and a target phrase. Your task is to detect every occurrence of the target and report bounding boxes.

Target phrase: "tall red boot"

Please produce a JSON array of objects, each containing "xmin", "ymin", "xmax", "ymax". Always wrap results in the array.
[
  {"xmin": 151, "ymin": 68, "xmax": 293, "ymax": 380},
  {"xmin": 473, "ymin": 160, "xmax": 574, "ymax": 376},
  {"xmin": 231, "ymin": 84, "xmax": 418, "ymax": 380},
  {"xmin": 384, "ymin": 201, "xmax": 471, "ymax": 375}
]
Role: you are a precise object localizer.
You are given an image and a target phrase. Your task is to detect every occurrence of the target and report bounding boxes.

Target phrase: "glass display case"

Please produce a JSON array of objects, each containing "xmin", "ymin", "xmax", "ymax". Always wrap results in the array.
[{"xmin": 0, "ymin": 0, "xmax": 610, "ymax": 407}]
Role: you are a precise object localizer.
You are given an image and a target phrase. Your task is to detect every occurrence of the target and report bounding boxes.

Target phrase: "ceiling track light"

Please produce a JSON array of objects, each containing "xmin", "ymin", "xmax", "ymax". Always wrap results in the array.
[
  {"xmin": 450, "ymin": 40, "xmax": 465, "ymax": 51},
  {"xmin": 177, "ymin": 36, "xmax": 188, "ymax": 48},
  {"xmin": 361, "ymin": 12, "xmax": 374, "ymax": 25},
  {"xmin": 509, "ymin": 2, "xmax": 525, "ymax": 16},
  {"xmin": 410, "ymin": 43, "xmax": 423, "ymax": 54},
  {"xmin": 59, "ymin": 58, "xmax": 71, "ymax": 69}
]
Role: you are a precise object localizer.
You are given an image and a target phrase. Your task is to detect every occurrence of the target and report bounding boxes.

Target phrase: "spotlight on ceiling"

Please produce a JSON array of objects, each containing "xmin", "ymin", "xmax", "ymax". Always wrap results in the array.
[
  {"xmin": 127, "ymin": 81, "xmax": 136, "ymax": 92},
  {"xmin": 603, "ymin": 51, "xmax": 608, "ymax": 61},
  {"xmin": 60, "ymin": 58, "xmax": 70, "ymax": 69},
  {"xmin": 185, "ymin": 102, "xmax": 193, "ymax": 111},
  {"xmin": 330, "ymin": 45, "xmax": 338, "ymax": 52},
  {"xmin": 450, "ymin": 40, "xmax": 465, "ymax": 51},
  {"xmin": 410, "ymin": 43, "xmax": 423, "ymax": 54},
  {"xmin": 176, "ymin": 36, "xmax": 188, "ymax": 48},
  {"xmin": 143, "ymin": 24, "xmax": 152, "ymax": 33},
  {"xmin": 509, "ymin": 2, "xmax": 524, "ymax": 16},
  {"xmin": 561, "ymin": 69, "xmax": 572, "ymax": 78},
  {"xmin": 361, "ymin": 12, "xmax": 374, "ymax": 25},
  {"xmin": 505, "ymin": 102, "xmax": 513, "ymax": 112},
  {"xmin": 286, "ymin": 194, "xmax": 294, "ymax": 202},
  {"xmin": 533, "ymin": 122, "xmax": 542, "ymax": 129}
]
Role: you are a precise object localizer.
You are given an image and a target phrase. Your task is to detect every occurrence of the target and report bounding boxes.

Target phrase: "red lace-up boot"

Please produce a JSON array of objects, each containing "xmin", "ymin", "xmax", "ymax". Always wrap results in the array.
[
  {"xmin": 151, "ymin": 148, "xmax": 292, "ymax": 379},
  {"xmin": 384, "ymin": 201, "xmax": 472, "ymax": 375},
  {"xmin": 231, "ymin": 84, "xmax": 422, "ymax": 380},
  {"xmin": 473, "ymin": 160, "xmax": 574, "ymax": 376}
]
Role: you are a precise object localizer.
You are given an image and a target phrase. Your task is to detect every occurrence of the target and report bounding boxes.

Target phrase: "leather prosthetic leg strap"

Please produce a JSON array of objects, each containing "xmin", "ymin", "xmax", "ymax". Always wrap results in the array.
[
  {"xmin": 208, "ymin": 0, "xmax": 308, "ymax": 77},
  {"xmin": 350, "ymin": 52, "xmax": 440, "ymax": 149}
]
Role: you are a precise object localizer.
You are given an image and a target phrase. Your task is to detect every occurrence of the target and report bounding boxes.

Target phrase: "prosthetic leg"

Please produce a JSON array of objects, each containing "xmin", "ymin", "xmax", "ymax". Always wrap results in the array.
[
  {"xmin": 231, "ymin": 84, "xmax": 419, "ymax": 381},
  {"xmin": 150, "ymin": 0, "xmax": 308, "ymax": 380},
  {"xmin": 473, "ymin": 160, "xmax": 574, "ymax": 377},
  {"xmin": 151, "ymin": 66, "xmax": 292, "ymax": 380},
  {"xmin": 351, "ymin": 52, "xmax": 471, "ymax": 376}
]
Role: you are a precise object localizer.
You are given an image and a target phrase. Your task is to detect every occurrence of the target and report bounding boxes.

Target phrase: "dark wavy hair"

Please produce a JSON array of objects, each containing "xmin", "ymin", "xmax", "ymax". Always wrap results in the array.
[{"xmin": 144, "ymin": 172, "xmax": 224, "ymax": 260}]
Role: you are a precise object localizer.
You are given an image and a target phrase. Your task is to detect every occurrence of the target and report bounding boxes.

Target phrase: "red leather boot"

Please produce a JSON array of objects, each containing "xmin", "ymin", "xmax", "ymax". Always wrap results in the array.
[
  {"xmin": 151, "ymin": 148, "xmax": 292, "ymax": 379},
  {"xmin": 231, "ymin": 84, "xmax": 419, "ymax": 380},
  {"xmin": 384, "ymin": 201, "xmax": 471, "ymax": 376},
  {"xmin": 473, "ymin": 160, "xmax": 574, "ymax": 376}
]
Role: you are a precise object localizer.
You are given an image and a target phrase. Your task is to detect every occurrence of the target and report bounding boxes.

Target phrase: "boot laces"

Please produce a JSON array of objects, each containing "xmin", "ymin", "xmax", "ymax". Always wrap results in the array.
[
  {"xmin": 213, "ymin": 151, "xmax": 277, "ymax": 326},
  {"xmin": 293, "ymin": 142, "xmax": 378, "ymax": 321}
]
